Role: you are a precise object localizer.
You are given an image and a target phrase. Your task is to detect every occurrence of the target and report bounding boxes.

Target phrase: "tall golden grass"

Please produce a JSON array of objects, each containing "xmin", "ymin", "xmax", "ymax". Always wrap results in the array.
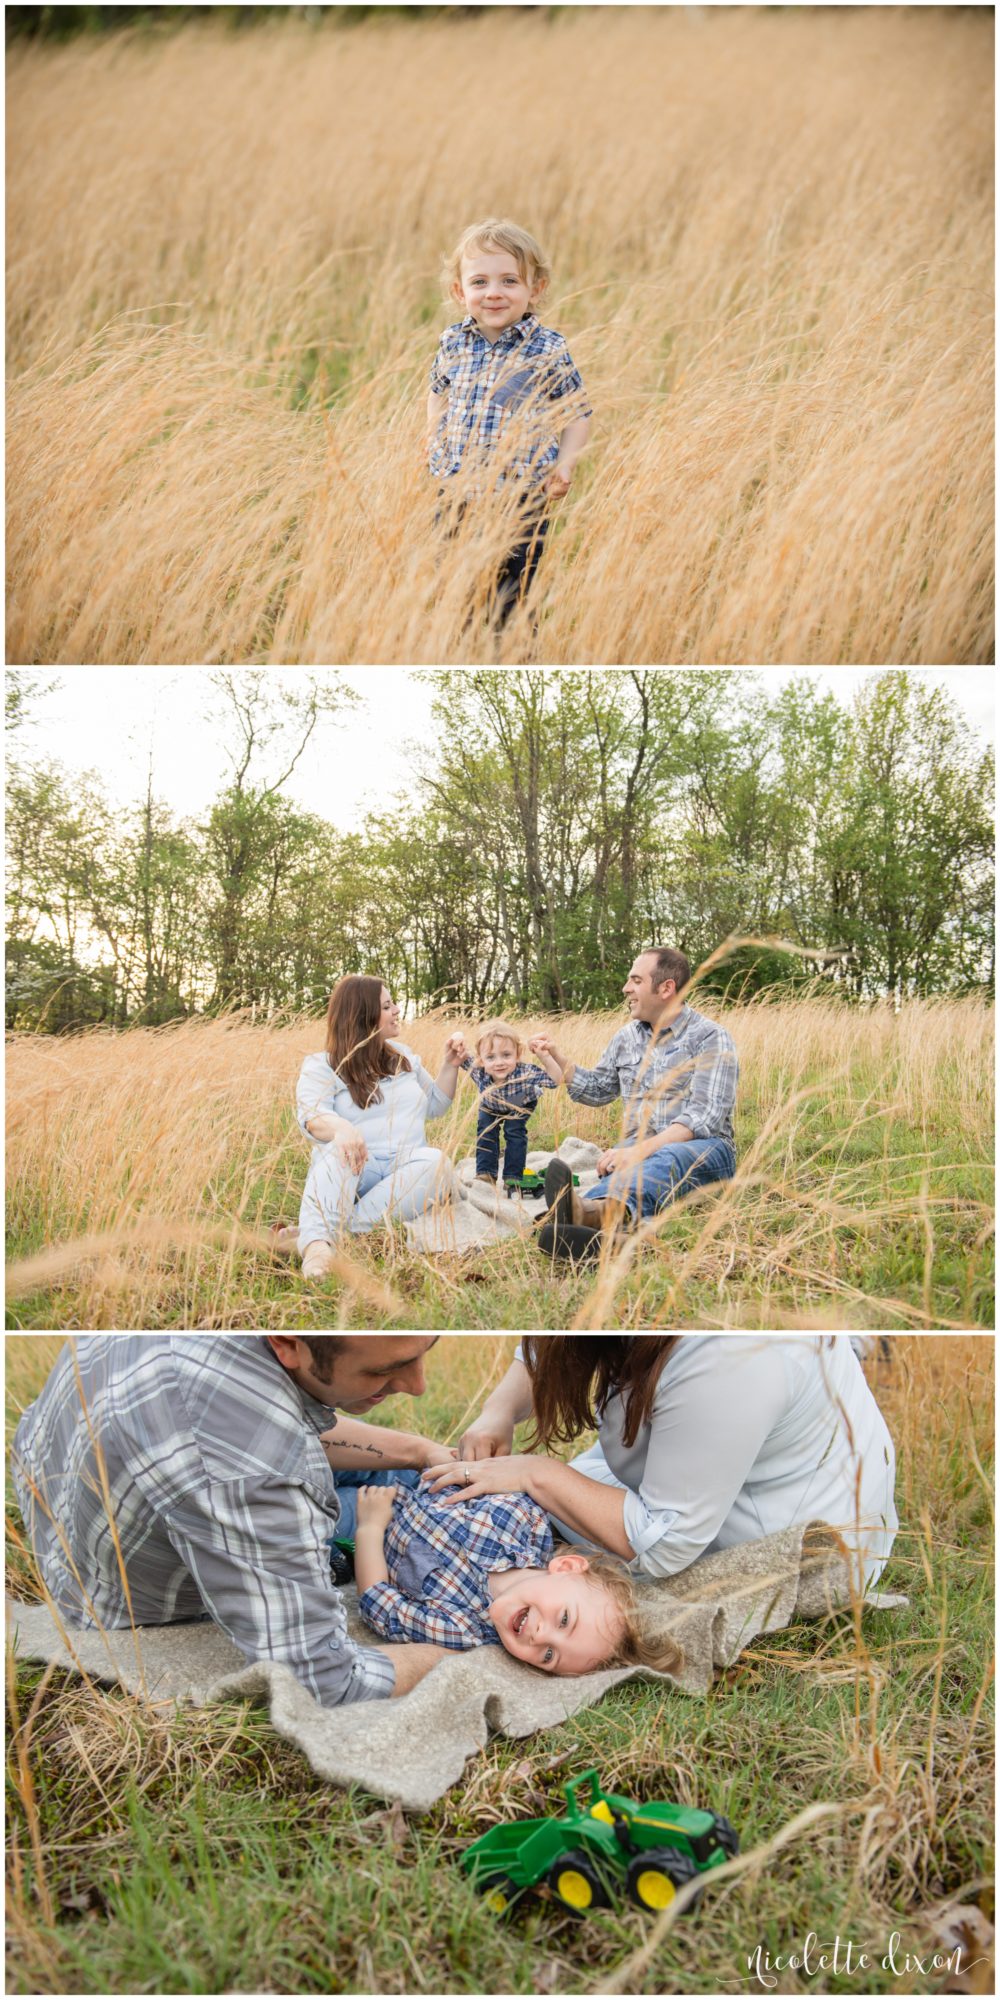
[
  {"xmin": 5, "ymin": 996, "xmax": 994, "ymax": 1329},
  {"xmin": 6, "ymin": 7, "xmax": 993, "ymax": 665}
]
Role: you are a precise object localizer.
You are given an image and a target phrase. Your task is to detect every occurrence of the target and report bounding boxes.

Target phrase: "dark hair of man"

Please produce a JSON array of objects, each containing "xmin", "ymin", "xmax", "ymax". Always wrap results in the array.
[
  {"xmin": 300, "ymin": 1337, "xmax": 347, "ymax": 1381},
  {"xmin": 325, "ymin": 974, "xmax": 411, "ymax": 1109},
  {"xmin": 522, "ymin": 1338, "xmax": 682, "ymax": 1451},
  {"xmin": 643, "ymin": 947, "xmax": 691, "ymax": 994}
]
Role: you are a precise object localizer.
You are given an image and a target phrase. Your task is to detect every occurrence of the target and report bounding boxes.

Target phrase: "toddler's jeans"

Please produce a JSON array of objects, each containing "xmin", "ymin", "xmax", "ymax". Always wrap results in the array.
[
  {"xmin": 476, "ymin": 1108, "xmax": 530, "ymax": 1183},
  {"xmin": 437, "ymin": 486, "xmax": 550, "ymax": 626}
]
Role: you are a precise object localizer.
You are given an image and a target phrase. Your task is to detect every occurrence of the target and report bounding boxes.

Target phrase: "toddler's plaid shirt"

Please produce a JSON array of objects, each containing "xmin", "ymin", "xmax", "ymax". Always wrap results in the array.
[
  {"xmin": 358, "ymin": 1481, "xmax": 554, "ymax": 1649},
  {"xmin": 429, "ymin": 313, "xmax": 591, "ymax": 485},
  {"xmin": 459, "ymin": 1054, "xmax": 557, "ymax": 1119}
]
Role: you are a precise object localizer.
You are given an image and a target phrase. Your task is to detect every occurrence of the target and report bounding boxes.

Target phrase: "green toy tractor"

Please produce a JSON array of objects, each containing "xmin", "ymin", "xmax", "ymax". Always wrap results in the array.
[
  {"xmin": 503, "ymin": 1170, "xmax": 580, "ymax": 1197},
  {"xmin": 462, "ymin": 1768, "xmax": 738, "ymax": 1918}
]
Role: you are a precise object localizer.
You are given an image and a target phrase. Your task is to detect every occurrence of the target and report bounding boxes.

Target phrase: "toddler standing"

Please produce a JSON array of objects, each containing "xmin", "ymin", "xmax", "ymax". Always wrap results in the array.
[
  {"xmin": 427, "ymin": 219, "xmax": 591, "ymax": 625},
  {"xmin": 455, "ymin": 1020, "xmax": 562, "ymax": 1188}
]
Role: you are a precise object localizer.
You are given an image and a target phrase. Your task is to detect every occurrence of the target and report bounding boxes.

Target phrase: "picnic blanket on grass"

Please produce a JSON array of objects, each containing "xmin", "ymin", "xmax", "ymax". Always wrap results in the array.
[
  {"xmin": 6, "ymin": 1522, "xmax": 906, "ymax": 1812},
  {"xmin": 405, "ymin": 1136, "xmax": 601, "ymax": 1253}
]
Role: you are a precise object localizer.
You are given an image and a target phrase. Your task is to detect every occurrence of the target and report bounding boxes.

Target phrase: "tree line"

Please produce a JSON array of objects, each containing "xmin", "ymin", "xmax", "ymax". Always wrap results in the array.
[{"xmin": 5, "ymin": 670, "xmax": 994, "ymax": 1034}]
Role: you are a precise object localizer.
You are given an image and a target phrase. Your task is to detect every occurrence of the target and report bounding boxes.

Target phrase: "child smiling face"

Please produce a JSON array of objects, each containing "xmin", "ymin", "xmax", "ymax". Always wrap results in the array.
[
  {"xmin": 454, "ymin": 242, "xmax": 543, "ymax": 341},
  {"xmin": 488, "ymin": 1553, "xmax": 626, "ymax": 1676},
  {"xmin": 478, "ymin": 1033, "xmax": 520, "ymax": 1081}
]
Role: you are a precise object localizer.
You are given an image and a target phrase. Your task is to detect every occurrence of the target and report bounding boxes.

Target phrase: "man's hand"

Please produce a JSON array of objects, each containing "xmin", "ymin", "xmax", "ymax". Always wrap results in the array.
[
  {"xmin": 458, "ymin": 1417, "xmax": 515, "ymax": 1461},
  {"xmin": 422, "ymin": 1438, "xmax": 461, "ymax": 1469},
  {"xmin": 596, "ymin": 1146, "xmax": 630, "ymax": 1177},
  {"xmin": 443, "ymin": 1032, "xmax": 468, "ymax": 1066},
  {"xmin": 355, "ymin": 1484, "xmax": 398, "ymax": 1535},
  {"xmin": 421, "ymin": 1453, "xmax": 538, "ymax": 1503}
]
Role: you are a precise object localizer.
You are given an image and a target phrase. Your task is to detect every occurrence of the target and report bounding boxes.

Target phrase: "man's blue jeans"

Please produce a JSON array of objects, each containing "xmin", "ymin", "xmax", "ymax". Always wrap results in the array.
[
  {"xmin": 582, "ymin": 1136, "xmax": 736, "ymax": 1221},
  {"xmin": 329, "ymin": 1466, "xmax": 421, "ymax": 1542}
]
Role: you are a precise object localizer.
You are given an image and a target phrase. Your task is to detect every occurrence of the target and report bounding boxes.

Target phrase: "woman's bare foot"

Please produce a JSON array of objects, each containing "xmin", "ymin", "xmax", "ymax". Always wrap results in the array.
[
  {"xmin": 301, "ymin": 1240, "xmax": 337, "ymax": 1279},
  {"xmin": 270, "ymin": 1223, "xmax": 300, "ymax": 1258}
]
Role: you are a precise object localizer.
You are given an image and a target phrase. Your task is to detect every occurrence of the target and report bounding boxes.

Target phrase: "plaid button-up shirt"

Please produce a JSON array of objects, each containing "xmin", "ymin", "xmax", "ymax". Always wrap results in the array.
[
  {"xmin": 11, "ymin": 1336, "xmax": 396, "ymax": 1707},
  {"xmin": 429, "ymin": 313, "xmax": 591, "ymax": 485},
  {"xmin": 359, "ymin": 1482, "xmax": 553, "ymax": 1650},
  {"xmin": 566, "ymin": 1006, "xmax": 738, "ymax": 1146},
  {"xmin": 459, "ymin": 1056, "xmax": 557, "ymax": 1120}
]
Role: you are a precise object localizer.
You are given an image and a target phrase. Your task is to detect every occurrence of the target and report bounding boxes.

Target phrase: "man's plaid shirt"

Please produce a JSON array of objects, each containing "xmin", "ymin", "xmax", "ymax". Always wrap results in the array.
[
  {"xmin": 459, "ymin": 1055, "xmax": 557, "ymax": 1120},
  {"xmin": 359, "ymin": 1483, "xmax": 553, "ymax": 1650},
  {"xmin": 11, "ymin": 1336, "xmax": 396, "ymax": 1707},
  {"xmin": 566, "ymin": 1006, "xmax": 739, "ymax": 1146},
  {"xmin": 429, "ymin": 313, "xmax": 591, "ymax": 485}
]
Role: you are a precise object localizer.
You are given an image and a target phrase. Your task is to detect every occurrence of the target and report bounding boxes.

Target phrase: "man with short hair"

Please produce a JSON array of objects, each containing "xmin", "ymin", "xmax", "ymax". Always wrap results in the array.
[
  {"xmin": 529, "ymin": 947, "xmax": 738, "ymax": 1263},
  {"xmin": 11, "ymin": 1336, "xmax": 452, "ymax": 1704}
]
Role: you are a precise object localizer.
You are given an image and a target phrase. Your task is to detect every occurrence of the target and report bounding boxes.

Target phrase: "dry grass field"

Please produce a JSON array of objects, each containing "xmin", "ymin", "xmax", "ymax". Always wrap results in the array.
[
  {"xmin": 5, "ymin": 996, "xmax": 994, "ymax": 1330},
  {"xmin": 5, "ymin": 1335, "xmax": 995, "ymax": 1996},
  {"xmin": 6, "ymin": 6, "xmax": 994, "ymax": 665}
]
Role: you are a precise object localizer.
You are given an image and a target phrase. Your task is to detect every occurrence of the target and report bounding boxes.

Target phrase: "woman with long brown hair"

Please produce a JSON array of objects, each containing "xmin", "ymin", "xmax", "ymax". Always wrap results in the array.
[
  {"xmin": 294, "ymin": 975, "xmax": 465, "ymax": 1279},
  {"xmin": 423, "ymin": 1337, "xmax": 898, "ymax": 1587}
]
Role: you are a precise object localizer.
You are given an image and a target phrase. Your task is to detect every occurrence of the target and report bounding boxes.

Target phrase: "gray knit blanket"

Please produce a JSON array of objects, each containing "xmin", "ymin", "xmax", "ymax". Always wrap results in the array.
[
  {"xmin": 404, "ymin": 1137, "xmax": 602, "ymax": 1253},
  {"xmin": 6, "ymin": 1522, "xmax": 906, "ymax": 1812}
]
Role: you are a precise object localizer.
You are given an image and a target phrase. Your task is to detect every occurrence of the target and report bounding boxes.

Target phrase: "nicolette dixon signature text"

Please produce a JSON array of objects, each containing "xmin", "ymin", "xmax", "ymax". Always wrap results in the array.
[{"xmin": 747, "ymin": 1931, "xmax": 972, "ymax": 1989}]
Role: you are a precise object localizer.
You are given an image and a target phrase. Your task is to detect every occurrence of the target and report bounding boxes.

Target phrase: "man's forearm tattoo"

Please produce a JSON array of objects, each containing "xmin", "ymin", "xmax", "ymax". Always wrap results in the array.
[{"xmin": 324, "ymin": 1441, "xmax": 386, "ymax": 1458}]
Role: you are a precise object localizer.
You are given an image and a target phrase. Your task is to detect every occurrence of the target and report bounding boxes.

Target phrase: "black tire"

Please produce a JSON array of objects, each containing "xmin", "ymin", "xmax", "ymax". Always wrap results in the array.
[
  {"xmin": 626, "ymin": 1846, "xmax": 703, "ymax": 1914},
  {"xmin": 475, "ymin": 1872, "xmax": 522, "ymax": 1918},
  {"xmin": 546, "ymin": 1848, "xmax": 613, "ymax": 1916},
  {"xmin": 710, "ymin": 1814, "xmax": 740, "ymax": 1860}
]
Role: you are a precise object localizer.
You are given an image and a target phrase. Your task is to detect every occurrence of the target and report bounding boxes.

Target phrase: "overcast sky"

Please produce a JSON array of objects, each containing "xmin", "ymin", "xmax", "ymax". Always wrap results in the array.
[{"xmin": 7, "ymin": 667, "xmax": 994, "ymax": 832}]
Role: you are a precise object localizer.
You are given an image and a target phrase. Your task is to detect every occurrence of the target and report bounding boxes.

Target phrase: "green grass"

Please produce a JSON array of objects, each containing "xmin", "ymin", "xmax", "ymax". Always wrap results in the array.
[{"xmin": 5, "ymin": 1336, "xmax": 995, "ymax": 1995}]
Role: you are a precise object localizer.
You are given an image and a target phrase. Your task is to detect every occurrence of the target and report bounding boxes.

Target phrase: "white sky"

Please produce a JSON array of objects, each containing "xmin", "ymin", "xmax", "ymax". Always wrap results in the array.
[{"xmin": 7, "ymin": 667, "xmax": 994, "ymax": 830}]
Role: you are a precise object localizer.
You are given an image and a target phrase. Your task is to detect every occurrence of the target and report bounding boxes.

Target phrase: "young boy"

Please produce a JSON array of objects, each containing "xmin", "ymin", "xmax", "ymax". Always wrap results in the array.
[
  {"xmin": 454, "ymin": 1021, "xmax": 562, "ymax": 1188},
  {"xmin": 353, "ymin": 1480, "xmax": 681, "ymax": 1679},
  {"xmin": 428, "ymin": 218, "xmax": 591, "ymax": 625}
]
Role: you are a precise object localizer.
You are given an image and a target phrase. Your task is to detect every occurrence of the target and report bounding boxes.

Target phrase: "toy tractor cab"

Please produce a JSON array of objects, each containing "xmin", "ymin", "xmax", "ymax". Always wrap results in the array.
[{"xmin": 462, "ymin": 1768, "xmax": 738, "ymax": 1918}]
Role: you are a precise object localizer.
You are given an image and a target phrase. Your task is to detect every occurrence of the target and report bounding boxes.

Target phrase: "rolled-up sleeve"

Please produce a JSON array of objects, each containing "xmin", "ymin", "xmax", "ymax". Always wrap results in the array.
[
  {"xmin": 565, "ymin": 1034, "xmax": 624, "ymax": 1108},
  {"xmin": 619, "ymin": 1341, "xmax": 790, "ymax": 1577},
  {"xmin": 296, "ymin": 1053, "xmax": 341, "ymax": 1140},
  {"xmin": 359, "ymin": 1581, "xmax": 481, "ymax": 1650},
  {"xmin": 429, "ymin": 338, "xmax": 451, "ymax": 396},
  {"xmin": 153, "ymin": 1473, "xmax": 396, "ymax": 1704},
  {"xmin": 671, "ymin": 1030, "xmax": 739, "ymax": 1141},
  {"xmin": 408, "ymin": 1054, "xmax": 453, "ymax": 1120}
]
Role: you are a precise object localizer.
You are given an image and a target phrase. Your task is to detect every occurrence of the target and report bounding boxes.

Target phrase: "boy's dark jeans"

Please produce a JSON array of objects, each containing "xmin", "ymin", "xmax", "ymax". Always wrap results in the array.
[
  {"xmin": 438, "ymin": 488, "xmax": 550, "ymax": 627},
  {"xmin": 476, "ymin": 1108, "xmax": 530, "ymax": 1182},
  {"xmin": 494, "ymin": 499, "xmax": 549, "ymax": 626}
]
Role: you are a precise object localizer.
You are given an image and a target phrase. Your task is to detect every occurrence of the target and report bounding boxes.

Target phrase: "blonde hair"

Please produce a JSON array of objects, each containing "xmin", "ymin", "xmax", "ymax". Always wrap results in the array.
[
  {"xmin": 581, "ymin": 1551, "xmax": 685, "ymax": 1678},
  {"xmin": 444, "ymin": 218, "xmax": 551, "ymax": 303},
  {"xmin": 474, "ymin": 1018, "xmax": 524, "ymax": 1060}
]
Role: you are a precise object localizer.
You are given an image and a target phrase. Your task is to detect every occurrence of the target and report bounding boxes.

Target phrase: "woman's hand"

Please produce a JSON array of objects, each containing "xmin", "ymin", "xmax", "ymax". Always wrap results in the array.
[
  {"xmin": 420, "ymin": 1453, "xmax": 540, "ymax": 1504},
  {"xmin": 335, "ymin": 1129, "xmax": 369, "ymax": 1175},
  {"xmin": 443, "ymin": 1032, "xmax": 467, "ymax": 1066},
  {"xmin": 458, "ymin": 1418, "xmax": 515, "ymax": 1460}
]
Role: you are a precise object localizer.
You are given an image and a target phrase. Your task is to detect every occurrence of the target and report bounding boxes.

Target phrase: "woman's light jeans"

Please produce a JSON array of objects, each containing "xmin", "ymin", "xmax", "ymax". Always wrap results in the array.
[{"xmin": 298, "ymin": 1142, "xmax": 448, "ymax": 1251}]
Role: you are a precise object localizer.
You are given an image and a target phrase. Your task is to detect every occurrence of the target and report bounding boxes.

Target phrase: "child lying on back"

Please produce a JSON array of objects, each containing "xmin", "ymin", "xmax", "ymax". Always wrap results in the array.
[{"xmin": 354, "ymin": 1481, "xmax": 681, "ymax": 1678}]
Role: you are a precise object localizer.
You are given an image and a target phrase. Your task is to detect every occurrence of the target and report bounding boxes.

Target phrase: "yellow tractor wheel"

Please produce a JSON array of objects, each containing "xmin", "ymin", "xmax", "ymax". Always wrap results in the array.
[
  {"xmin": 626, "ymin": 1846, "xmax": 702, "ymax": 1914},
  {"xmin": 546, "ymin": 1849, "xmax": 612, "ymax": 1916}
]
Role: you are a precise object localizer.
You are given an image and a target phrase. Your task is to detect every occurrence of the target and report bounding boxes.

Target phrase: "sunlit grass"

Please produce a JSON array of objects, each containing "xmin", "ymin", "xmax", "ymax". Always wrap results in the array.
[
  {"xmin": 6, "ymin": 7, "xmax": 993, "ymax": 665},
  {"xmin": 5, "ymin": 996, "xmax": 994, "ymax": 1329}
]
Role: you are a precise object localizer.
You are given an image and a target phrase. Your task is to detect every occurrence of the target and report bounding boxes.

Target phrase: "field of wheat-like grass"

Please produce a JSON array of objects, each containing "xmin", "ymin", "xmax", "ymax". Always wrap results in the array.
[
  {"xmin": 6, "ymin": 6, "xmax": 994, "ymax": 665},
  {"xmin": 5, "ymin": 996, "xmax": 994, "ymax": 1330}
]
